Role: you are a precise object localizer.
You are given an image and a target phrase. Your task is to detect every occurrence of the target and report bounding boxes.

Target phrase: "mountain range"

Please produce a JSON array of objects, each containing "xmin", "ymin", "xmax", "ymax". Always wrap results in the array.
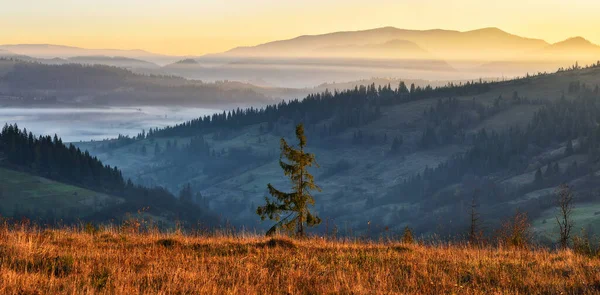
[
  {"xmin": 1, "ymin": 27, "xmax": 599, "ymax": 88},
  {"xmin": 0, "ymin": 44, "xmax": 183, "ymax": 65},
  {"xmin": 219, "ymin": 27, "xmax": 599, "ymax": 62},
  {"xmin": 3, "ymin": 27, "xmax": 598, "ymax": 64},
  {"xmin": 222, "ymin": 27, "xmax": 546, "ymax": 60}
]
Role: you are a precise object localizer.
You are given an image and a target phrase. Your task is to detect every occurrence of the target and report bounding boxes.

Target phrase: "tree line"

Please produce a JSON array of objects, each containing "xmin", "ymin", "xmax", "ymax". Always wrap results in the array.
[{"xmin": 0, "ymin": 124, "xmax": 214, "ymax": 226}]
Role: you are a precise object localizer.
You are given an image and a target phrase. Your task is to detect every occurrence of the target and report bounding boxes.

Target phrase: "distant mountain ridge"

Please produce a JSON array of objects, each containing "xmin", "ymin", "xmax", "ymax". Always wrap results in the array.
[
  {"xmin": 539, "ymin": 37, "xmax": 600, "ymax": 60},
  {"xmin": 67, "ymin": 55, "xmax": 160, "ymax": 68},
  {"xmin": 3, "ymin": 27, "xmax": 599, "ymax": 88},
  {"xmin": 222, "ymin": 27, "xmax": 550, "ymax": 60},
  {"xmin": 0, "ymin": 44, "xmax": 184, "ymax": 65},
  {"xmin": 3, "ymin": 27, "xmax": 598, "ymax": 64},
  {"xmin": 4, "ymin": 27, "xmax": 598, "ymax": 64}
]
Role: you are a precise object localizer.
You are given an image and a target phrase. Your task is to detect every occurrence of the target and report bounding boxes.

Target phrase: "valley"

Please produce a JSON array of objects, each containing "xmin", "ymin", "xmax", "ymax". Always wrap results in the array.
[
  {"xmin": 70, "ymin": 64, "xmax": 600, "ymax": 241},
  {"xmin": 4, "ymin": 3, "xmax": 600, "ymax": 294},
  {"xmin": 1, "ymin": 26, "xmax": 600, "ymax": 243}
]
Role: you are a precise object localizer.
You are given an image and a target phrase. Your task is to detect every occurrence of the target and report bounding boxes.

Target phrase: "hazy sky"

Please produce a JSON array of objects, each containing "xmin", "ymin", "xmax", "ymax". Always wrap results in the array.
[{"xmin": 1, "ymin": 0, "xmax": 599, "ymax": 56}]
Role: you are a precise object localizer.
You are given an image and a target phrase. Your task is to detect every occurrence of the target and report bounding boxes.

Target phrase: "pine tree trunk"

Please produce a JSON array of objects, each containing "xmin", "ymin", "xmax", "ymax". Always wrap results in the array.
[{"xmin": 297, "ymin": 145, "xmax": 305, "ymax": 237}]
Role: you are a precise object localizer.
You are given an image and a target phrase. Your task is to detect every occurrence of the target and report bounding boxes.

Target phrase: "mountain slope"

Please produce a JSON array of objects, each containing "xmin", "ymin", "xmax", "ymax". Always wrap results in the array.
[
  {"xmin": 0, "ymin": 125, "xmax": 216, "ymax": 226},
  {"xmin": 0, "ymin": 167, "xmax": 124, "ymax": 220},
  {"xmin": 78, "ymin": 64, "xmax": 600, "ymax": 240},
  {"xmin": 0, "ymin": 59, "xmax": 273, "ymax": 106}
]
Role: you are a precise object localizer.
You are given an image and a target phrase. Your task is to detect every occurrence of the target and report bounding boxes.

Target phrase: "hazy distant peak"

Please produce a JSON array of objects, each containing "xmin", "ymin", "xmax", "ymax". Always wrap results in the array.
[
  {"xmin": 0, "ymin": 44, "xmax": 181, "ymax": 66},
  {"xmin": 552, "ymin": 36, "xmax": 595, "ymax": 47},
  {"xmin": 532, "ymin": 36, "xmax": 600, "ymax": 61},
  {"xmin": 2, "ymin": 44, "xmax": 153, "ymax": 54},
  {"xmin": 175, "ymin": 58, "xmax": 199, "ymax": 64},
  {"xmin": 545, "ymin": 36, "xmax": 600, "ymax": 52},
  {"xmin": 68, "ymin": 55, "xmax": 149, "ymax": 61},
  {"xmin": 465, "ymin": 27, "xmax": 506, "ymax": 34}
]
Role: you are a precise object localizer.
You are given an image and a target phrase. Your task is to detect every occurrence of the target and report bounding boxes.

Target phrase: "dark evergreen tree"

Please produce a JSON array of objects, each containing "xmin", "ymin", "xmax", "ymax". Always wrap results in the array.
[{"xmin": 257, "ymin": 124, "xmax": 321, "ymax": 237}]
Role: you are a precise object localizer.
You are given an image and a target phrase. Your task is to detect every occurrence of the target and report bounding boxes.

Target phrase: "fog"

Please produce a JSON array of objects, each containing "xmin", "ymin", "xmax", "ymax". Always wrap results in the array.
[{"xmin": 0, "ymin": 106, "xmax": 221, "ymax": 142}]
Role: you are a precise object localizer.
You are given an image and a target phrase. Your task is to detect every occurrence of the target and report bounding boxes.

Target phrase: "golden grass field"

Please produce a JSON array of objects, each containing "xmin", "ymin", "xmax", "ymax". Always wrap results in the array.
[{"xmin": 0, "ymin": 224, "xmax": 599, "ymax": 295}]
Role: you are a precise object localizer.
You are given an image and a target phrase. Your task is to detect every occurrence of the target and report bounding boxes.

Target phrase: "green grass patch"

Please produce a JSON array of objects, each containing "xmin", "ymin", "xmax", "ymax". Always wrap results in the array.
[{"xmin": 0, "ymin": 167, "xmax": 122, "ymax": 218}]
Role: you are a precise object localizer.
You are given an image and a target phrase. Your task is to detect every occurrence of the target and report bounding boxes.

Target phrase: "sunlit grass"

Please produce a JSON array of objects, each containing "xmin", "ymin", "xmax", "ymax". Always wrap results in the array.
[{"xmin": 0, "ymin": 224, "xmax": 598, "ymax": 294}]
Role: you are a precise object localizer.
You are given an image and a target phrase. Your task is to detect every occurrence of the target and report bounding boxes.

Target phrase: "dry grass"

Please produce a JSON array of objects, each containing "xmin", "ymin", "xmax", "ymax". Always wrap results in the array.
[{"xmin": 0, "ymin": 225, "xmax": 599, "ymax": 294}]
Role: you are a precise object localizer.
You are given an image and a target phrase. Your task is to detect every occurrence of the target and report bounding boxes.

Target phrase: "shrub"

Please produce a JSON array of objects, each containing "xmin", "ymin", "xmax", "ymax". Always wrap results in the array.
[
  {"xmin": 496, "ymin": 211, "xmax": 531, "ymax": 249},
  {"xmin": 84, "ymin": 222, "xmax": 98, "ymax": 235},
  {"xmin": 401, "ymin": 226, "xmax": 414, "ymax": 244},
  {"xmin": 572, "ymin": 229, "xmax": 598, "ymax": 258}
]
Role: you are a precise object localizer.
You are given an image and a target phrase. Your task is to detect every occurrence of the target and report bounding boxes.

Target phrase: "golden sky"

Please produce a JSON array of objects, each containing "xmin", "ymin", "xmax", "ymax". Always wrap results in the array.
[{"xmin": 1, "ymin": 0, "xmax": 599, "ymax": 56}]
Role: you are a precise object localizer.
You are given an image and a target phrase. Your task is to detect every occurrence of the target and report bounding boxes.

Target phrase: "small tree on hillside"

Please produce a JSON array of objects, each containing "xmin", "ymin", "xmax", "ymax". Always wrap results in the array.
[
  {"xmin": 556, "ymin": 184, "xmax": 574, "ymax": 249},
  {"xmin": 257, "ymin": 124, "xmax": 321, "ymax": 237},
  {"xmin": 468, "ymin": 193, "xmax": 484, "ymax": 246},
  {"xmin": 497, "ymin": 210, "xmax": 531, "ymax": 248}
]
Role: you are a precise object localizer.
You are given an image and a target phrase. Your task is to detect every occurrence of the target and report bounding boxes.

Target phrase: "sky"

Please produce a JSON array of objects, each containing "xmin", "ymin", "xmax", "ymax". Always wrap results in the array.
[{"xmin": 1, "ymin": 0, "xmax": 599, "ymax": 56}]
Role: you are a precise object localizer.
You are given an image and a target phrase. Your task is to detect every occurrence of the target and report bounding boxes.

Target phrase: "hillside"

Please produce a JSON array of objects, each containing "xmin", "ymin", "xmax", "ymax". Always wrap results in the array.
[
  {"xmin": 0, "ymin": 125, "xmax": 214, "ymax": 226},
  {"xmin": 0, "ymin": 167, "xmax": 124, "ymax": 220},
  {"xmin": 0, "ymin": 59, "xmax": 274, "ymax": 107},
  {"xmin": 0, "ymin": 227, "xmax": 598, "ymax": 294},
  {"xmin": 77, "ymin": 64, "xmax": 600, "ymax": 240}
]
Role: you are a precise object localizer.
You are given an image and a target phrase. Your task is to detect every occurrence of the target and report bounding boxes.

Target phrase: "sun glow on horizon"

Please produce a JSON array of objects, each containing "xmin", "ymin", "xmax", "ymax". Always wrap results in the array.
[{"xmin": 1, "ymin": 0, "xmax": 599, "ymax": 56}]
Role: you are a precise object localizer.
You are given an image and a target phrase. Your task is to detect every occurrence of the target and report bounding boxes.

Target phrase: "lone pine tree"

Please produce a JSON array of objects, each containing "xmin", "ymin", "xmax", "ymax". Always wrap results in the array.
[{"xmin": 257, "ymin": 124, "xmax": 321, "ymax": 237}]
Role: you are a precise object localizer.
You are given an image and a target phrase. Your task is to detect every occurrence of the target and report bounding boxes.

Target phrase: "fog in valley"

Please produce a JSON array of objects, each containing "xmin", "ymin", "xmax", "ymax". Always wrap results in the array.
[{"xmin": 0, "ymin": 107, "xmax": 220, "ymax": 142}]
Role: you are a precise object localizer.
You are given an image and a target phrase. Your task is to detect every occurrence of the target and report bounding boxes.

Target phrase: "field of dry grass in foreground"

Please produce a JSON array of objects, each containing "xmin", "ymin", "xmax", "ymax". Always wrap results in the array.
[{"xmin": 0, "ymin": 226, "xmax": 599, "ymax": 294}]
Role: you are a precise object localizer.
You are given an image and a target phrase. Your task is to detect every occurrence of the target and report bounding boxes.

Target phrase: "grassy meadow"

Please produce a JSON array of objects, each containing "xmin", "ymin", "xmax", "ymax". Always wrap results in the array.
[
  {"xmin": 0, "ymin": 168, "xmax": 123, "ymax": 218},
  {"xmin": 0, "ymin": 223, "xmax": 599, "ymax": 294}
]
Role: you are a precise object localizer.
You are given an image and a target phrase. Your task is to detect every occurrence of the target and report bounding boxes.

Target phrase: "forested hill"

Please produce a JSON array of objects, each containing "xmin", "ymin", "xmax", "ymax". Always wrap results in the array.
[
  {"xmin": 147, "ymin": 76, "xmax": 492, "ymax": 138},
  {"xmin": 0, "ymin": 59, "xmax": 272, "ymax": 106},
  {"xmin": 79, "ymin": 62, "xmax": 600, "ymax": 241},
  {"xmin": 0, "ymin": 124, "xmax": 215, "ymax": 226}
]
